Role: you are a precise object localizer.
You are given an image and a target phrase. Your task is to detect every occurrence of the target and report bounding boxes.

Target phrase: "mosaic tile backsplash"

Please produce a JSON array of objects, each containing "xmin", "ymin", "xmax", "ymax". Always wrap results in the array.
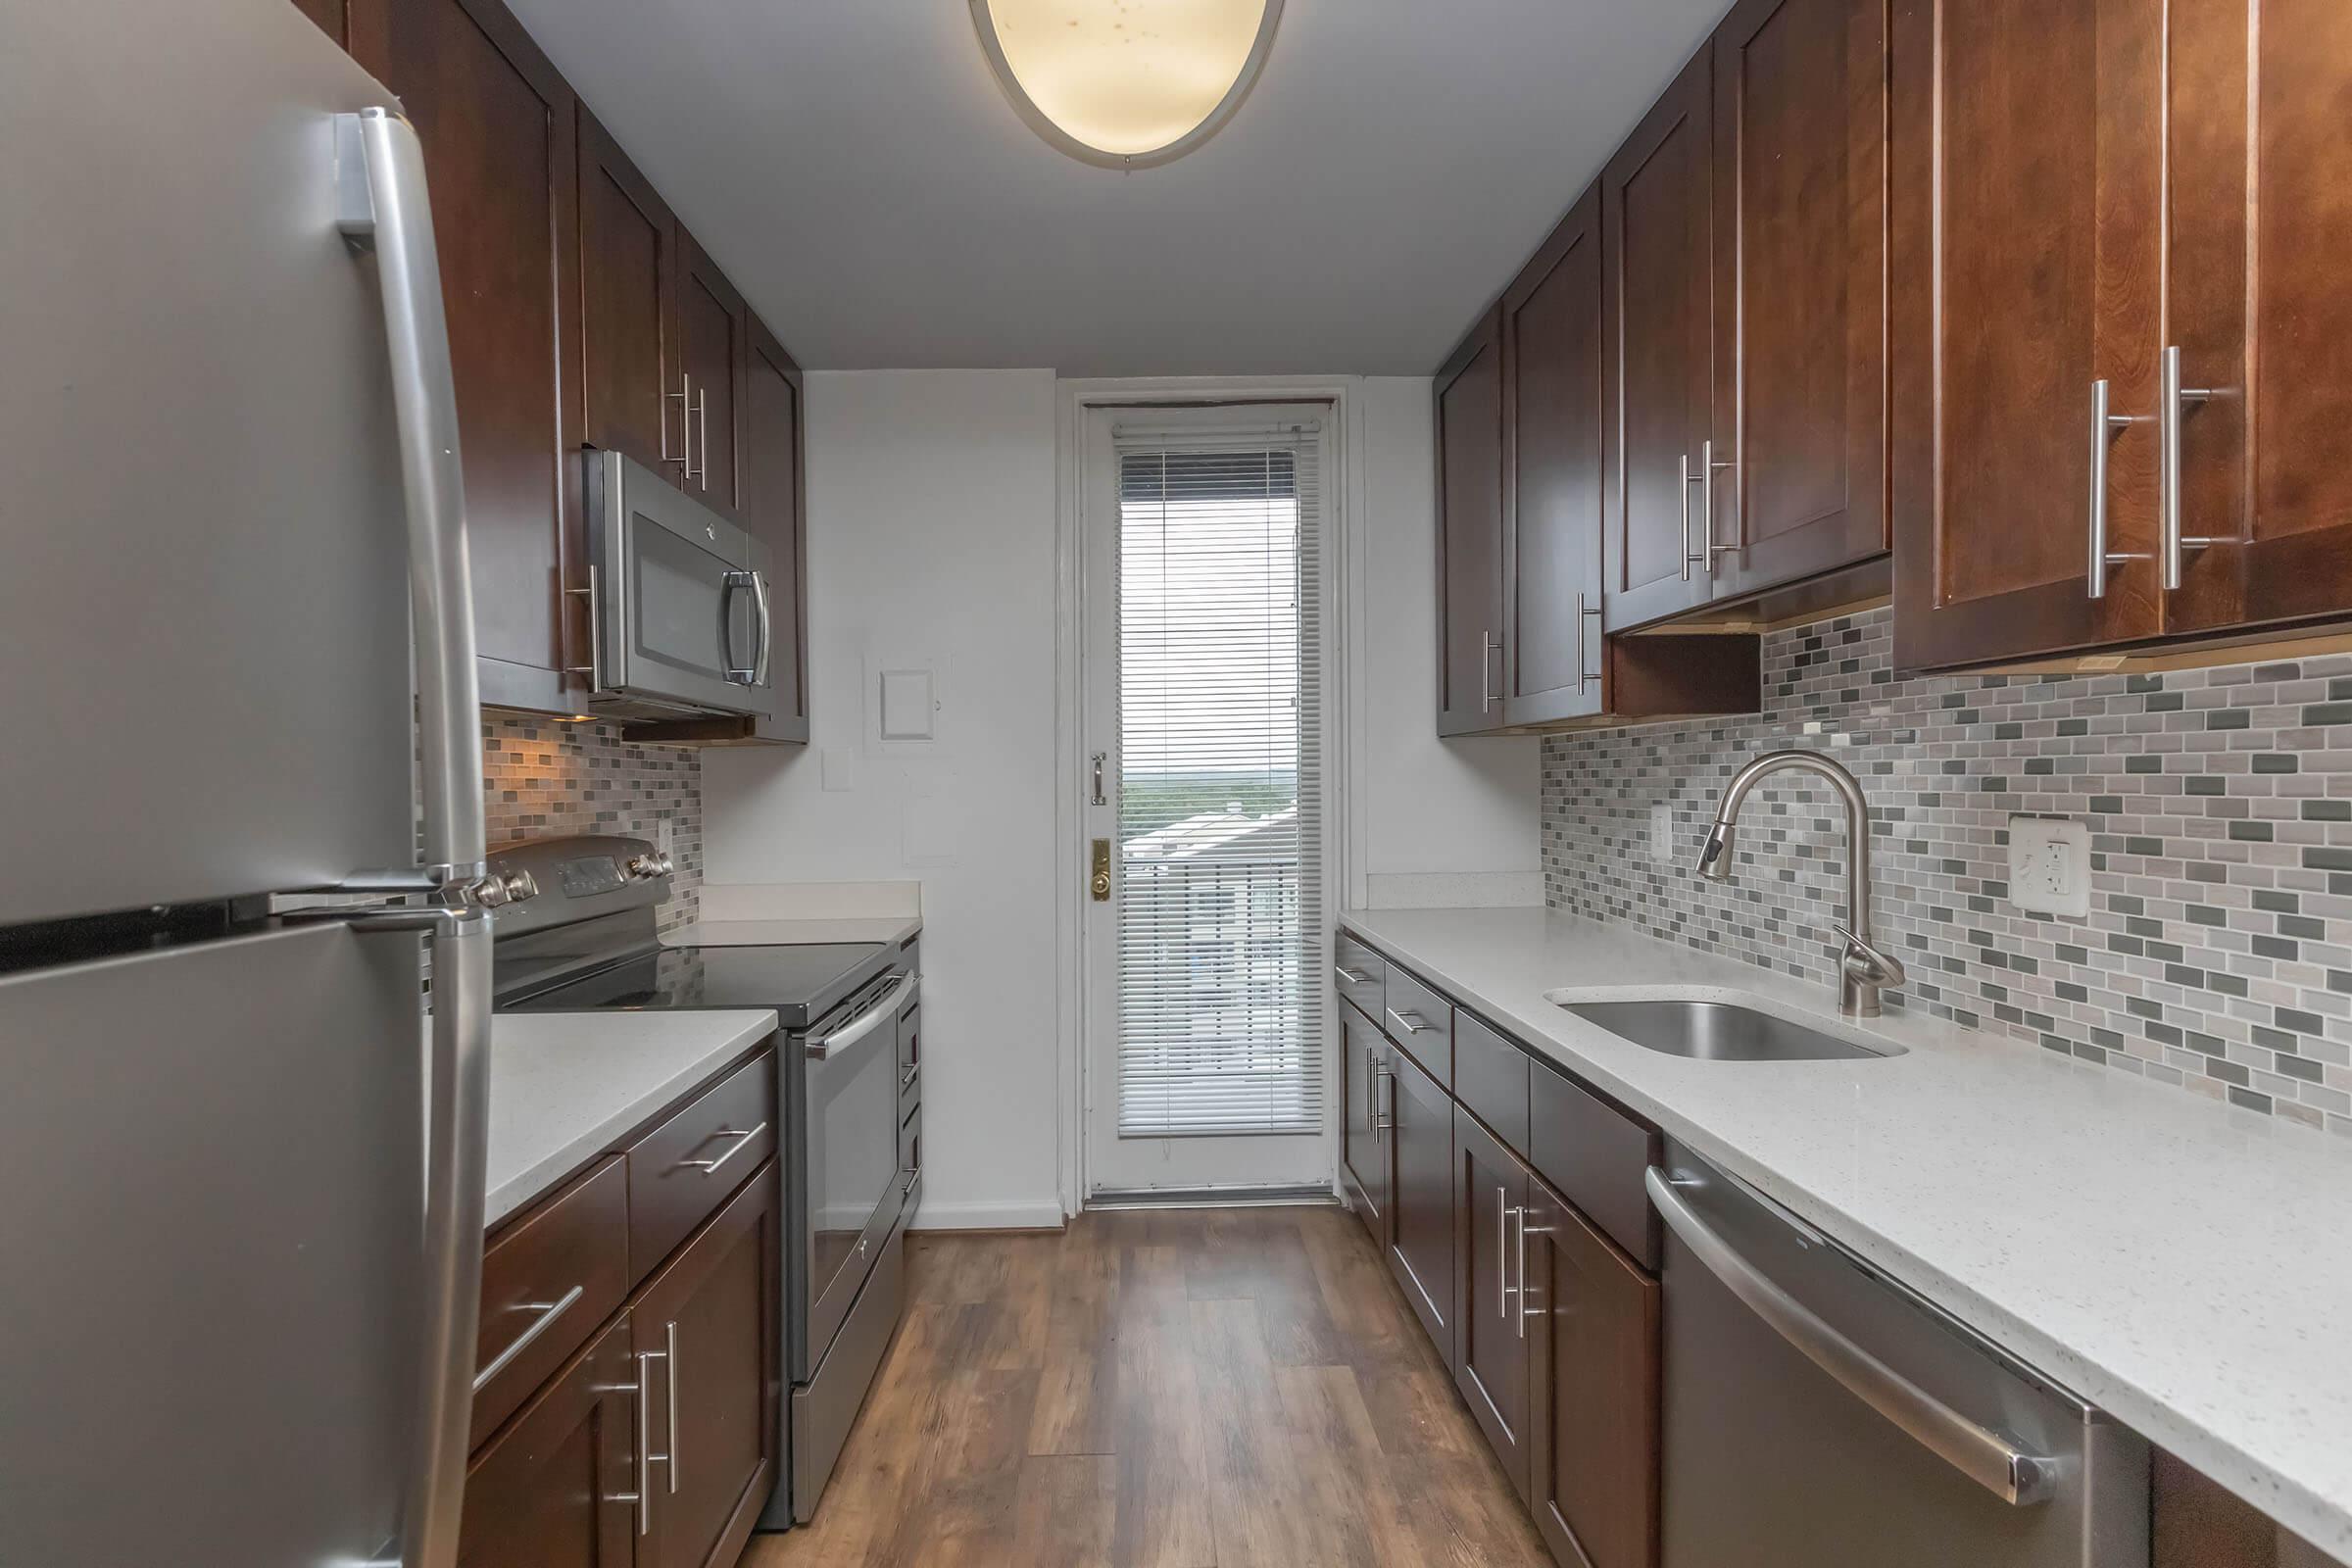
[
  {"xmin": 482, "ymin": 715, "xmax": 703, "ymax": 930},
  {"xmin": 1542, "ymin": 606, "xmax": 2352, "ymax": 1135}
]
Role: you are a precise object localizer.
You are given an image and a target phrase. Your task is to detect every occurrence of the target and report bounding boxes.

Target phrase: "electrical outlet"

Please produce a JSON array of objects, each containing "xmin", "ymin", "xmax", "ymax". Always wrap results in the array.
[
  {"xmin": 1650, "ymin": 802, "xmax": 1675, "ymax": 865},
  {"xmin": 2008, "ymin": 815, "xmax": 2090, "ymax": 917}
]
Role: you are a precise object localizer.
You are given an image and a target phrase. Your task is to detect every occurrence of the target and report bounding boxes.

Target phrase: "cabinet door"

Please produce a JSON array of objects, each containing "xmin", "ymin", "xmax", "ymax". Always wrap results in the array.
[
  {"xmin": 2163, "ymin": 1, "xmax": 2352, "ymax": 636},
  {"xmin": 634, "ymin": 1162, "xmax": 779, "ymax": 1568},
  {"xmin": 673, "ymin": 231, "xmax": 746, "ymax": 515},
  {"xmin": 578, "ymin": 110, "xmax": 680, "ymax": 482},
  {"xmin": 358, "ymin": 0, "xmax": 584, "ymax": 715},
  {"xmin": 1453, "ymin": 1105, "xmax": 1531, "ymax": 1501},
  {"xmin": 1889, "ymin": 0, "xmax": 2163, "ymax": 668},
  {"xmin": 459, "ymin": 1314, "xmax": 637, "ymax": 1568},
  {"xmin": 1340, "ymin": 1006, "xmax": 1388, "ymax": 1239},
  {"xmin": 1524, "ymin": 1177, "xmax": 1658, "ymax": 1568},
  {"xmin": 743, "ymin": 317, "xmax": 808, "ymax": 742},
  {"xmin": 1602, "ymin": 47, "xmax": 1715, "ymax": 630},
  {"xmin": 1502, "ymin": 185, "xmax": 1607, "ymax": 726},
  {"xmin": 1709, "ymin": 0, "xmax": 1887, "ymax": 599},
  {"xmin": 1435, "ymin": 307, "xmax": 1505, "ymax": 736},
  {"xmin": 1383, "ymin": 1040, "xmax": 1455, "ymax": 1364}
]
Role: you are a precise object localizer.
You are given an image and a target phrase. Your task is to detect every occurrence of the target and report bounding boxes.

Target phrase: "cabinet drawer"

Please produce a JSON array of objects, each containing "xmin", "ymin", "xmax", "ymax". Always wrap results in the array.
[
  {"xmin": 627, "ymin": 1047, "xmax": 777, "ymax": 1281},
  {"xmin": 1529, "ymin": 1061, "xmax": 1660, "ymax": 1270},
  {"xmin": 472, "ymin": 1154, "xmax": 628, "ymax": 1448},
  {"xmin": 1335, "ymin": 933, "xmax": 1386, "ymax": 1023},
  {"xmin": 1381, "ymin": 962, "xmax": 1454, "ymax": 1084},
  {"xmin": 1453, "ymin": 1009, "xmax": 1531, "ymax": 1157}
]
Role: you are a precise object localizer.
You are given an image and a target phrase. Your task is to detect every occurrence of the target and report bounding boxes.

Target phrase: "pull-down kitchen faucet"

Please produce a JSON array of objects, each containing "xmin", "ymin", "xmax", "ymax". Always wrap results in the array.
[{"xmin": 1695, "ymin": 749, "xmax": 1907, "ymax": 1017}]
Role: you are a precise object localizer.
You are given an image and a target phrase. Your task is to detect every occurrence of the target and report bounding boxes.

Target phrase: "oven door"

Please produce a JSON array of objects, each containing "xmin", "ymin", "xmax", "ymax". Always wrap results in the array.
[
  {"xmin": 585, "ymin": 447, "xmax": 776, "ymax": 719},
  {"xmin": 800, "ymin": 971, "xmax": 917, "ymax": 1373}
]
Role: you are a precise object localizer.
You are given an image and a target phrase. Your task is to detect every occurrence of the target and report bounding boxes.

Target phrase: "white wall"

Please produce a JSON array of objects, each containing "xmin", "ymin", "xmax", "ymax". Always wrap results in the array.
[
  {"xmin": 1348, "ymin": 377, "xmax": 1542, "ymax": 907},
  {"xmin": 703, "ymin": 368, "xmax": 1064, "ymax": 1230}
]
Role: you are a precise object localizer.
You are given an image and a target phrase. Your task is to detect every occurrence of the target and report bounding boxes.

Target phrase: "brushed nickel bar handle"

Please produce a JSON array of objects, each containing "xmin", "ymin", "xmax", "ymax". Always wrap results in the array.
[
  {"xmin": 678, "ymin": 1121, "xmax": 766, "ymax": 1174},
  {"xmin": 1481, "ymin": 631, "xmax": 1501, "ymax": 712},
  {"xmin": 2085, "ymin": 380, "xmax": 2147, "ymax": 598},
  {"xmin": 695, "ymin": 385, "xmax": 710, "ymax": 493},
  {"xmin": 1513, "ymin": 1203, "xmax": 1533, "ymax": 1339},
  {"xmin": 1371, "ymin": 1054, "xmax": 1393, "ymax": 1132},
  {"xmin": 673, "ymin": 374, "xmax": 697, "ymax": 482},
  {"xmin": 1335, "ymin": 964, "xmax": 1374, "ymax": 985},
  {"xmin": 1701, "ymin": 438, "xmax": 1737, "ymax": 564},
  {"xmin": 1647, "ymin": 1168, "xmax": 2057, "ymax": 1506},
  {"xmin": 1385, "ymin": 1006, "xmax": 1434, "ymax": 1036},
  {"xmin": 564, "ymin": 562, "xmax": 603, "ymax": 686},
  {"xmin": 631, "ymin": 1348, "xmax": 670, "ymax": 1535},
  {"xmin": 1679, "ymin": 452, "xmax": 1696, "ymax": 580},
  {"xmin": 472, "ymin": 1284, "xmax": 586, "ymax": 1393},
  {"xmin": 2160, "ymin": 346, "xmax": 2218, "ymax": 591},
  {"xmin": 1576, "ymin": 593, "xmax": 1603, "ymax": 690},
  {"xmin": 1496, "ymin": 1188, "xmax": 1512, "ymax": 1319},
  {"xmin": 664, "ymin": 1320, "xmax": 680, "ymax": 1494}
]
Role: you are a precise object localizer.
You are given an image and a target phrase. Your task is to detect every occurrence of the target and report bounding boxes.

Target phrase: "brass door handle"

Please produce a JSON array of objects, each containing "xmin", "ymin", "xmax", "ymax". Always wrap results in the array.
[{"xmin": 1090, "ymin": 838, "xmax": 1111, "ymax": 902}]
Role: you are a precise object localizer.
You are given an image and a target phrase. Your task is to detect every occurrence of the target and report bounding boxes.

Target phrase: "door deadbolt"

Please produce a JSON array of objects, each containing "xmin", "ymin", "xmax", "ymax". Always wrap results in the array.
[{"xmin": 1090, "ymin": 838, "xmax": 1111, "ymax": 902}]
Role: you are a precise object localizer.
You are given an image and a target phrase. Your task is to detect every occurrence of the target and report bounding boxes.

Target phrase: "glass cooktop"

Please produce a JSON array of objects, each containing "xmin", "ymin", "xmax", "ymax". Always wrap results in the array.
[{"xmin": 503, "ymin": 941, "xmax": 888, "ymax": 1030}]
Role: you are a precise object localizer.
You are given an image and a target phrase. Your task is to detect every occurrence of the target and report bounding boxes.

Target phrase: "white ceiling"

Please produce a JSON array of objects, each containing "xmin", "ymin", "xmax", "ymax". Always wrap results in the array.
[{"xmin": 503, "ymin": 0, "xmax": 1728, "ymax": 376}]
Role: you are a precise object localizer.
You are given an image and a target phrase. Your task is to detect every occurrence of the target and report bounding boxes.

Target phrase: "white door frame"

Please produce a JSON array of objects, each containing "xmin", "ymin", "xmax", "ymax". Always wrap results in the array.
[{"xmin": 1052, "ymin": 376, "xmax": 1366, "ymax": 1215}]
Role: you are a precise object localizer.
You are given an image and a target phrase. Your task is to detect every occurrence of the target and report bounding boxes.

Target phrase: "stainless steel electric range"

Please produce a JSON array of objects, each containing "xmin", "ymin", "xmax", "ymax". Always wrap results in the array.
[{"xmin": 487, "ymin": 834, "xmax": 920, "ymax": 1530}]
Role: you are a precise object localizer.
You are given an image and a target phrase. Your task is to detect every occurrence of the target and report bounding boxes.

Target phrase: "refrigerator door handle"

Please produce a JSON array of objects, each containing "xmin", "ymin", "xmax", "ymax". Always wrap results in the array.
[
  {"xmin": 337, "ymin": 107, "xmax": 493, "ymax": 1568},
  {"xmin": 336, "ymin": 108, "xmax": 485, "ymax": 890}
]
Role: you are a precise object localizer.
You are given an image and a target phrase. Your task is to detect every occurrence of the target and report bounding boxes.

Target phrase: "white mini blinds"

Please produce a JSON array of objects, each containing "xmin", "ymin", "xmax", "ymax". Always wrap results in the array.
[{"xmin": 1111, "ymin": 424, "xmax": 1325, "ymax": 1138}]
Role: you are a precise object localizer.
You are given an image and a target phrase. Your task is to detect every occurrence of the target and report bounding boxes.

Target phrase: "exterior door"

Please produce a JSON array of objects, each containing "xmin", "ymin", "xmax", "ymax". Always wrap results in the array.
[
  {"xmin": 364, "ymin": 0, "xmax": 585, "ymax": 714},
  {"xmin": 1436, "ymin": 308, "xmax": 1507, "ymax": 734},
  {"xmin": 1602, "ymin": 47, "xmax": 1716, "ymax": 630},
  {"xmin": 1383, "ymin": 1041, "xmax": 1456, "ymax": 1363},
  {"xmin": 1710, "ymin": 0, "xmax": 1888, "ymax": 598},
  {"xmin": 1454, "ymin": 1105, "xmax": 1532, "ymax": 1500},
  {"xmin": 1890, "ymin": 0, "xmax": 2164, "ymax": 668},
  {"xmin": 459, "ymin": 1315, "xmax": 639, "ymax": 1568},
  {"xmin": 1080, "ymin": 405, "xmax": 1337, "ymax": 1197},
  {"xmin": 674, "ymin": 231, "xmax": 745, "ymax": 514},
  {"xmin": 1525, "ymin": 1175, "xmax": 1659, "ymax": 1568},
  {"xmin": 1502, "ymin": 185, "xmax": 1609, "ymax": 726},
  {"xmin": 1341, "ymin": 1006, "xmax": 1390, "ymax": 1234},
  {"xmin": 2163, "ymin": 0, "xmax": 2352, "ymax": 636},
  {"xmin": 634, "ymin": 1169, "xmax": 778, "ymax": 1568},
  {"xmin": 1, "ymin": 925, "xmax": 428, "ymax": 1565}
]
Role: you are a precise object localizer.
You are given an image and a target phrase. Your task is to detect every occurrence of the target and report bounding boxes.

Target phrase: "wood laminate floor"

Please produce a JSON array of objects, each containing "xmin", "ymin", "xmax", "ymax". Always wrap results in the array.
[{"xmin": 744, "ymin": 1205, "xmax": 1552, "ymax": 1568}]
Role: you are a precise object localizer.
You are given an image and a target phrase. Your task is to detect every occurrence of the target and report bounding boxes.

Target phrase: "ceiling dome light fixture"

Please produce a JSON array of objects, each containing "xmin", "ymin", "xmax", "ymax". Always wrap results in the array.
[{"xmin": 968, "ymin": 0, "xmax": 1285, "ymax": 170}]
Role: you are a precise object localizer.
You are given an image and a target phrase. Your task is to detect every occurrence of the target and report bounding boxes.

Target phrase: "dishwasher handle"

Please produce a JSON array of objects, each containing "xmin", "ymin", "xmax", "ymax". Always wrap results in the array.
[{"xmin": 1646, "ymin": 1167, "xmax": 2060, "ymax": 1508}]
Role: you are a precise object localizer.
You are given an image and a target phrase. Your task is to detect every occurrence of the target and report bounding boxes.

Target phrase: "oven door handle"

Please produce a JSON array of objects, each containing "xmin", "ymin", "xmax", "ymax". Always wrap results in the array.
[{"xmin": 806, "ymin": 972, "xmax": 918, "ymax": 1059}]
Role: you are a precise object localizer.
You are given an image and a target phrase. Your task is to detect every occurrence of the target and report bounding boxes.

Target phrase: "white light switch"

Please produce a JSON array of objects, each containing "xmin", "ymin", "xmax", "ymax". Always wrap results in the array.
[
  {"xmin": 2008, "ymin": 815, "xmax": 2090, "ymax": 918},
  {"xmin": 1650, "ymin": 802, "xmax": 1674, "ymax": 865}
]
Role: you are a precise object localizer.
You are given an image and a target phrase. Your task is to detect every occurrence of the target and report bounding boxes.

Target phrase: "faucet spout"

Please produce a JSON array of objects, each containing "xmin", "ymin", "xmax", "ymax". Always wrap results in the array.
[{"xmin": 1690, "ymin": 749, "xmax": 1899, "ymax": 1017}]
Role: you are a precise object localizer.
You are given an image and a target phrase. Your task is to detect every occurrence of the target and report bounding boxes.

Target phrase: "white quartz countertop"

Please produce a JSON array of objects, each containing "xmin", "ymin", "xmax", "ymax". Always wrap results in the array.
[
  {"xmin": 483, "ymin": 1009, "xmax": 778, "ymax": 1229},
  {"xmin": 1341, "ymin": 906, "xmax": 2352, "ymax": 1556},
  {"xmin": 662, "ymin": 915, "xmax": 922, "ymax": 949}
]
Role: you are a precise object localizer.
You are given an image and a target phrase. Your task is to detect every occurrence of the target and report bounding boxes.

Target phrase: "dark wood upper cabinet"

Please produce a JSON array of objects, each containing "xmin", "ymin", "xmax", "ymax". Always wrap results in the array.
[
  {"xmin": 578, "ymin": 109, "xmax": 680, "ymax": 484},
  {"xmin": 675, "ymin": 231, "xmax": 747, "ymax": 516},
  {"xmin": 358, "ymin": 0, "xmax": 585, "ymax": 716},
  {"xmin": 1524, "ymin": 1173, "xmax": 1659, "ymax": 1568},
  {"xmin": 1453, "ymin": 1105, "xmax": 1532, "ymax": 1503},
  {"xmin": 458, "ymin": 1313, "xmax": 637, "ymax": 1568},
  {"xmin": 1890, "ymin": 0, "xmax": 2164, "ymax": 669},
  {"xmin": 2162, "ymin": 1, "xmax": 2352, "ymax": 639},
  {"xmin": 1602, "ymin": 47, "xmax": 1715, "ymax": 632},
  {"xmin": 1708, "ymin": 0, "xmax": 1887, "ymax": 600},
  {"xmin": 1382, "ymin": 1038, "xmax": 1456, "ymax": 1365},
  {"xmin": 634, "ymin": 1166, "xmax": 778, "ymax": 1568},
  {"xmin": 742, "ymin": 318, "xmax": 808, "ymax": 743},
  {"xmin": 1435, "ymin": 308, "xmax": 1506, "ymax": 736},
  {"xmin": 1501, "ymin": 187, "xmax": 1608, "ymax": 726}
]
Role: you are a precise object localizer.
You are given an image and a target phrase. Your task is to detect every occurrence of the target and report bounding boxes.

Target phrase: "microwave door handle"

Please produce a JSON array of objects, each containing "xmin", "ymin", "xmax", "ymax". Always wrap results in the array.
[
  {"xmin": 749, "ymin": 569, "xmax": 771, "ymax": 689},
  {"xmin": 721, "ymin": 569, "xmax": 756, "ymax": 684}
]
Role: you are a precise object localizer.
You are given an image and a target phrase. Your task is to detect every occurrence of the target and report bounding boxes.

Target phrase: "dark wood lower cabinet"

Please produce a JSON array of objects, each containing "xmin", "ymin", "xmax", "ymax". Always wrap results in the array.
[
  {"xmin": 1383, "ymin": 1039, "xmax": 1456, "ymax": 1362},
  {"xmin": 2155, "ymin": 1449, "xmax": 2344, "ymax": 1568},
  {"xmin": 1454, "ymin": 1105, "xmax": 1532, "ymax": 1502},
  {"xmin": 1341, "ymin": 1005, "xmax": 1389, "ymax": 1241},
  {"xmin": 633, "ymin": 1167, "xmax": 779, "ymax": 1568},
  {"xmin": 459, "ymin": 1314, "xmax": 639, "ymax": 1568},
  {"xmin": 1524, "ymin": 1175, "xmax": 1660, "ymax": 1568}
]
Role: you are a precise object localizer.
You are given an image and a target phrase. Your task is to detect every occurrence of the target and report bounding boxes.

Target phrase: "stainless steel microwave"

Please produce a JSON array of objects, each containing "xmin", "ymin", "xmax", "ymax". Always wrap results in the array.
[{"xmin": 581, "ymin": 448, "xmax": 777, "ymax": 720}]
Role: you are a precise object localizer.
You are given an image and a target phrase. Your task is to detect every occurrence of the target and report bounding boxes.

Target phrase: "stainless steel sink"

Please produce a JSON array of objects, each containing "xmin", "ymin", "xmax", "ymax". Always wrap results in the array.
[{"xmin": 1558, "ymin": 999, "xmax": 1893, "ymax": 1061}]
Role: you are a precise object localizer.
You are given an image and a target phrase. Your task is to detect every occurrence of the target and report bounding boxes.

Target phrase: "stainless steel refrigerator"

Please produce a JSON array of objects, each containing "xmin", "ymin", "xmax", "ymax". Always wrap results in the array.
[{"xmin": 1, "ymin": 4, "xmax": 494, "ymax": 1564}]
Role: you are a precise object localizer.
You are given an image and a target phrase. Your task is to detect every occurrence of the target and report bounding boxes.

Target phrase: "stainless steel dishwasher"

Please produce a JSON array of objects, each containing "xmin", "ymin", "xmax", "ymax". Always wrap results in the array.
[{"xmin": 1650, "ymin": 1144, "xmax": 2148, "ymax": 1568}]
